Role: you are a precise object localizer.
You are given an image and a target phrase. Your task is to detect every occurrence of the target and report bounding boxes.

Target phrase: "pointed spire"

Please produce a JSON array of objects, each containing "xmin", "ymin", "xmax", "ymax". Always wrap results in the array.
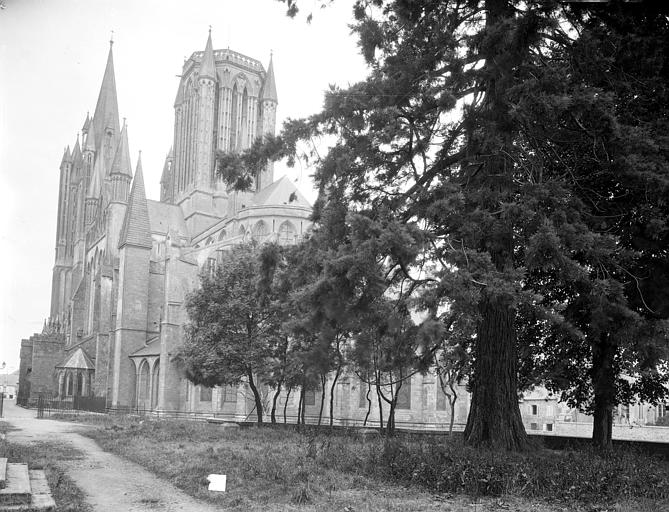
[
  {"xmin": 72, "ymin": 136, "xmax": 83, "ymax": 166},
  {"xmin": 87, "ymin": 153, "xmax": 103, "ymax": 198},
  {"xmin": 174, "ymin": 81, "xmax": 184, "ymax": 107},
  {"xmin": 261, "ymin": 52, "xmax": 278, "ymax": 103},
  {"xmin": 60, "ymin": 146, "xmax": 71, "ymax": 167},
  {"xmin": 92, "ymin": 41, "xmax": 121, "ymax": 148},
  {"xmin": 82, "ymin": 112, "xmax": 91, "ymax": 134},
  {"xmin": 160, "ymin": 150, "xmax": 171, "ymax": 185},
  {"xmin": 136, "ymin": 150, "xmax": 143, "ymax": 176},
  {"xmin": 84, "ymin": 122, "xmax": 97, "ymax": 152},
  {"xmin": 199, "ymin": 28, "xmax": 217, "ymax": 80},
  {"xmin": 110, "ymin": 119, "xmax": 132, "ymax": 177},
  {"xmin": 119, "ymin": 157, "xmax": 152, "ymax": 249}
]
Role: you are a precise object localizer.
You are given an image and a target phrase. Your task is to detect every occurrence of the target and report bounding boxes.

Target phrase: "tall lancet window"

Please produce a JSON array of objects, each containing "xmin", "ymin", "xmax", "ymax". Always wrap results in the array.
[
  {"xmin": 241, "ymin": 87, "xmax": 249, "ymax": 150},
  {"xmin": 230, "ymin": 83, "xmax": 238, "ymax": 152}
]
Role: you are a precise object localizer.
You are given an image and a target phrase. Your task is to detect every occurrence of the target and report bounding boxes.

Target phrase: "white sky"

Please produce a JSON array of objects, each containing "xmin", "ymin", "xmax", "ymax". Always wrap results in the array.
[{"xmin": 0, "ymin": 0, "xmax": 368, "ymax": 371}]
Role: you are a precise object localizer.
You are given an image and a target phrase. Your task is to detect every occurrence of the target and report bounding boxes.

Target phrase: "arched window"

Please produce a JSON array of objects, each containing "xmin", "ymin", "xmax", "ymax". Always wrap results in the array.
[
  {"xmin": 230, "ymin": 83, "xmax": 238, "ymax": 151},
  {"xmin": 66, "ymin": 373, "xmax": 73, "ymax": 396},
  {"xmin": 151, "ymin": 362, "xmax": 160, "ymax": 410},
  {"xmin": 253, "ymin": 221, "xmax": 268, "ymax": 241},
  {"xmin": 76, "ymin": 372, "xmax": 83, "ymax": 397},
  {"xmin": 238, "ymin": 225, "xmax": 246, "ymax": 239},
  {"xmin": 278, "ymin": 221, "xmax": 296, "ymax": 245},
  {"xmin": 139, "ymin": 360, "xmax": 150, "ymax": 407},
  {"xmin": 217, "ymin": 230, "xmax": 227, "ymax": 241},
  {"xmin": 206, "ymin": 237, "xmax": 214, "ymax": 245},
  {"xmin": 241, "ymin": 87, "xmax": 249, "ymax": 149}
]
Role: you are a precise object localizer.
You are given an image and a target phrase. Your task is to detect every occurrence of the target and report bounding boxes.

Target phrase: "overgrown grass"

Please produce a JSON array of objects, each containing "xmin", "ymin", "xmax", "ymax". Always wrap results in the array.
[
  {"xmin": 59, "ymin": 414, "xmax": 669, "ymax": 511},
  {"xmin": 0, "ymin": 421, "xmax": 91, "ymax": 512}
]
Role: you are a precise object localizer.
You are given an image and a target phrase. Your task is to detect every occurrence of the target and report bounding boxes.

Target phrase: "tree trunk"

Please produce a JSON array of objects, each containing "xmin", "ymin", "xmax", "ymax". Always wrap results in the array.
[
  {"xmin": 247, "ymin": 371, "xmax": 263, "ymax": 425},
  {"xmin": 375, "ymin": 380, "xmax": 384, "ymax": 432},
  {"xmin": 317, "ymin": 374, "xmax": 326, "ymax": 426},
  {"xmin": 363, "ymin": 381, "xmax": 372, "ymax": 427},
  {"xmin": 464, "ymin": 294, "xmax": 530, "ymax": 450},
  {"xmin": 329, "ymin": 366, "xmax": 341, "ymax": 427},
  {"xmin": 271, "ymin": 382, "xmax": 282, "ymax": 424},
  {"xmin": 592, "ymin": 333, "xmax": 616, "ymax": 449},
  {"xmin": 297, "ymin": 387, "xmax": 304, "ymax": 425},
  {"xmin": 283, "ymin": 387, "xmax": 292, "ymax": 424}
]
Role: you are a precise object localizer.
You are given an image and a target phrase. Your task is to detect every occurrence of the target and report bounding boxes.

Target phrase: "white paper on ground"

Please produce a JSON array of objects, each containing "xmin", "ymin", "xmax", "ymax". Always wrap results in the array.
[{"xmin": 207, "ymin": 474, "xmax": 227, "ymax": 492}]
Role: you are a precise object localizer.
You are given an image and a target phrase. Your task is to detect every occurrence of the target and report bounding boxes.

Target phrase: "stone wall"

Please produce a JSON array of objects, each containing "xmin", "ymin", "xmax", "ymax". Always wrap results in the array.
[{"xmin": 25, "ymin": 333, "xmax": 65, "ymax": 398}]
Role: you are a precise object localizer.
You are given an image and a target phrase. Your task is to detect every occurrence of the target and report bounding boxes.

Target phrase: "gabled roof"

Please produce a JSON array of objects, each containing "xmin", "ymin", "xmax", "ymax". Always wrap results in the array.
[
  {"xmin": 199, "ymin": 30, "xmax": 216, "ymax": 80},
  {"xmin": 147, "ymin": 199, "xmax": 188, "ymax": 236},
  {"xmin": 118, "ymin": 159, "xmax": 152, "ymax": 249},
  {"xmin": 56, "ymin": 347, "xmax": 95, "ymax": 370},
  {"xmin": 110, "ymin": 121, "xmax": 132, "ymax": 177},
  {"xmin": 261, "ymin": 54, "xmax": 277, "ymax": 103},
  {"xmin": 252, "ymin": 175, "xmax": 310, "ymax": 208}
]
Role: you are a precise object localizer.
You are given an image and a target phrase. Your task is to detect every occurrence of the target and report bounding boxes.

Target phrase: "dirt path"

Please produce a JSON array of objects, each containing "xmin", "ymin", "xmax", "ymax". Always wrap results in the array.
[{"xmin": 3, "ymin": 402, "xmax": 222, "ymax": 512}]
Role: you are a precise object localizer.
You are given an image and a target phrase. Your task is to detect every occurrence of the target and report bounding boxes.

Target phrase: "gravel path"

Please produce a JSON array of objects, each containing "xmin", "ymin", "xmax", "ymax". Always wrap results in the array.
[{"xmin": 3, "ymin": 402, "xmax": 222, "ymax": 512}]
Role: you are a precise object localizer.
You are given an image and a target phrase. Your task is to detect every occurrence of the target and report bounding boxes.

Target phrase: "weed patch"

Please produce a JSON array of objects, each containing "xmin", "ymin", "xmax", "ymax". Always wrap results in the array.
[{"xmin": 62, "ymin": 414, "xmax": 669, "ymax": 511}]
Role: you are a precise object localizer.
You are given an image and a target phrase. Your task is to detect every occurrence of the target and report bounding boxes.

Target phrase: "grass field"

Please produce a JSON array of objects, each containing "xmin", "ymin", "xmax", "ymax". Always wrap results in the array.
[
  {"xmin": 52, "ymin": 413, "xmax": 669, "ymax": 512},
  {"xmin": 0, "ymin": 421, "xmax": 91, "ymax": 512}
]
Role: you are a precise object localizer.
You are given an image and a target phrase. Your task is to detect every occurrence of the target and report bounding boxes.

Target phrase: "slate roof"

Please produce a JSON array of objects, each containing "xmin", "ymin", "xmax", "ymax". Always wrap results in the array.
[
  {"xmin": 56, "ymin": 347, "xmax": 95, "ymax": 370},
  {"xmin": 129, "ymin": 337, "xmax": 161, "ymax": 358},
  {"xmin": 147, "ymin": 199, "xmax": 189, "ymax": 236},
  {"xmin": 118, "ymin": 159, "xmax": 152, "ymax": 249},
  {"xmin": 252, "ymin": 175, "xmax": 310, "ymax": 208}
]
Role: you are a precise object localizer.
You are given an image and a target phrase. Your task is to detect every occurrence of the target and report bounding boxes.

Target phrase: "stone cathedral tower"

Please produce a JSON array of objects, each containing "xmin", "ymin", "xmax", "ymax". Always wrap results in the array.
[{"xmin": 163, "ymin": 30, "xmax": 279, "ymax": 234}]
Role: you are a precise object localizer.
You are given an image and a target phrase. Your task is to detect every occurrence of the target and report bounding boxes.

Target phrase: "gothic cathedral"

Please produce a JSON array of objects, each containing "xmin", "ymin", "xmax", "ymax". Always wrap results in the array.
[{"xmin": 18, "ymin": 32, "xmax": 312, "ymax": 412}]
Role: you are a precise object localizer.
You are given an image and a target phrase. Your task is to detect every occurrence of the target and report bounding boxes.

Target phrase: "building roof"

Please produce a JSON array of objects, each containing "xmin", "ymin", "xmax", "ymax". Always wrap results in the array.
[
  {"xmin": 147, "ymin": 199, "xmax": 188, "ymax": 236},
  {"xmin": 129, "ymin": 338, "xmax": 161, "ymax": 358},
  {"xmin": 199, "ymin": 30, "xmax": 216, "ymax": 80},
  {"xmin": 261, "ymin": 54, "xmax": 278, "ymax": 103},
  {"xmin": 110, "ymin": 121, "xmax": 132, "ymax": 177},
  {"xmin": 253, "ymin": 175, "xmax": 310, "ymax": 208},
  {"xmin": 118, "ymin": 159, "xmax": 152, "ymax": 249},
  {"xmin": 56, "ymin": 347, "xmax": 95, "ymax": 370}
]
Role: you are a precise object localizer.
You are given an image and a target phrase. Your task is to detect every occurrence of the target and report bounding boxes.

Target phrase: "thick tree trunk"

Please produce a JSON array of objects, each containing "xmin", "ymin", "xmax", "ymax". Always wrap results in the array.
[
  {"xmin": 271, "ymin": 382, "xmax": 282, "ymax": 424},
  {"xmin": 592, "ymin": 334, "xmax": 616, "ymax": 449},
  {"xmin": 464, "ymin": 294, "xmax": 530, "ymax": 450},
  {"xmin": 247, "ymin": 371, "xmax": 263, "ymax": 425}
]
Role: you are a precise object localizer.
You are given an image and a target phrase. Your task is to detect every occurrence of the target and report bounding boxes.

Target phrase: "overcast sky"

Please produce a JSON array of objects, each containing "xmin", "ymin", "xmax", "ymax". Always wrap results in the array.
[{"xmin": 0, "ymin": 0, "xmax": 367, "ymax": 371}]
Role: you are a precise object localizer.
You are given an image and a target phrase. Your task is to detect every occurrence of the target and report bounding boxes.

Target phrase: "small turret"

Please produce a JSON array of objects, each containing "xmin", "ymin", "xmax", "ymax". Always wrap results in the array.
[
  {"xmin": 199, "ymin": 28, "xmax": 217, "ymax": 81},
  {"xmin": 261, "ymin": 53, "xmax": 278, "ymax": 103},
  {"xmin": 109, "ymin": 120, "xmax": 133, "ymax": 203}
]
